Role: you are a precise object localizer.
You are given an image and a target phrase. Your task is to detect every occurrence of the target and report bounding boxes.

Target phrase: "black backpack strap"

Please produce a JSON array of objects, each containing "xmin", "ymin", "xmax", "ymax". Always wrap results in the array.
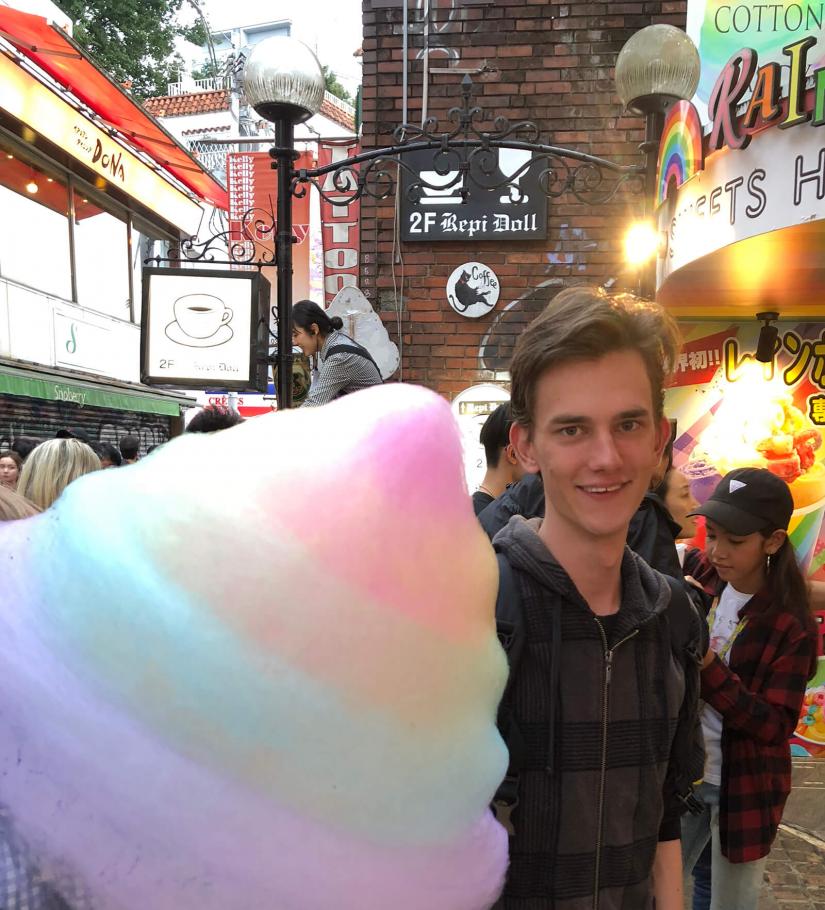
[
  {"xmin": 325, "ymin": 343, "xmax": 382, "ymax": 379},
  {"xmin": 492, "ymin": 552, "xmax": 526, "ymax": 835},
  {"xmin": 664, "ymin": 575, "xmax": 707, "ymax": 815}
]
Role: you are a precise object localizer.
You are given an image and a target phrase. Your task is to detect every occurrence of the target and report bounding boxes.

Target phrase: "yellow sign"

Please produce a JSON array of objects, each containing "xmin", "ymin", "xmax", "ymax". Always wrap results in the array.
[{"xmin": 0, "ymin": 53, "xmax": 202, "ymax": 236}]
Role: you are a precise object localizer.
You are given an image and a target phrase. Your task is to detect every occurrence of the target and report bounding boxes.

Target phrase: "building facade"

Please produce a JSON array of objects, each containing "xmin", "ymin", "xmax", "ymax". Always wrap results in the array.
[
  {"xmin": 359, "ymin": 0, "xmax": 688, "ymax": 396},
  {"xmin": 0, "ymin": 1, "xmax": 227, "ymax": 450}
]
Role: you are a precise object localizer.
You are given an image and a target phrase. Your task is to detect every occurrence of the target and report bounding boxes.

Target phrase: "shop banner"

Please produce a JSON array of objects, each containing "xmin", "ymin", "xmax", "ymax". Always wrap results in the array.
[
  {"xmin": 687, "ymin": 0, "xmax": 825, "ymax": 121},
  {"xmin": 667, "ymin": 319, "xmax": 825, "ymax": 757},
  {"xmin": 656, "ymin": 117, "xmax": 825, "ymax": 287},
  {"xmin": 316, "ymin": 141, "xmax": 360, "ymax": 304},
  {"xmin": 226, "ymin": 151, "xmax": 312, "ymax": 300}
]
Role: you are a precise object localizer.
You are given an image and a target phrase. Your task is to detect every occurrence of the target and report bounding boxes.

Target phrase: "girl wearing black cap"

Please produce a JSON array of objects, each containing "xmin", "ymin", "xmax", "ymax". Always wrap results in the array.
[{"xmin": 681, "ymin": 467, "xmax": 818, "ymax": 910}]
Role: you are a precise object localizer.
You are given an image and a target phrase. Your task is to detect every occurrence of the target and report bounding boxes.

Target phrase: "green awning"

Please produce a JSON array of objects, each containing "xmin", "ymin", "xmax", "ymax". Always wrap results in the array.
[{"xmin": 0, "ymin": 366, "xmax": 188, "ymax": 416}]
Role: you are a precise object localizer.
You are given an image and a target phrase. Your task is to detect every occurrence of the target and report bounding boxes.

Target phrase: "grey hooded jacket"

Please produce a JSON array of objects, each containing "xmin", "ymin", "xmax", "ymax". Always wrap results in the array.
[{"xmin": 493, "ymin": 516, "xmax": 688, "ymax": 910}]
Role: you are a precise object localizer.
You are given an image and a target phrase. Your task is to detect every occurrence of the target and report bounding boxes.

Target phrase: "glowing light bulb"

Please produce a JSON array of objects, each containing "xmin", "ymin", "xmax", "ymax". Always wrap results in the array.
[
  {"xmin": 623, "ymin": 221, "xmax": 662, "ymax": 267},
  {"xmin": 25, "ymin": 179, "xmax": 38, "ymax": 194}
]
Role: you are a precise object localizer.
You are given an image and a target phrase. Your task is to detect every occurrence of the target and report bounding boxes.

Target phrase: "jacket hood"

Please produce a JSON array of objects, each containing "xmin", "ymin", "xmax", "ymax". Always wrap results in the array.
[{"xmin": 493, "ymin": 515, "xmax": 671, "ymax": 626}]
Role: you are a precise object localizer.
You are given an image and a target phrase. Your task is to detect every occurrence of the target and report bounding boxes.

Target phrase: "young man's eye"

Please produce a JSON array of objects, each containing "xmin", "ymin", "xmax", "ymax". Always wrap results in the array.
[
  {"xmin": 558, "ymin": 426, "xmax": 580, "ymax": 438},
  {"xmin": 618, "ymin": 419, "xmax": 641, "ymax": 432}
]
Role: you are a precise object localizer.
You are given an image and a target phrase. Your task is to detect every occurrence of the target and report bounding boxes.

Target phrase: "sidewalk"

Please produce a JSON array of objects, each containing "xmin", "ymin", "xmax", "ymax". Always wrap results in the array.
[
  {"xmin": 759, "ymin": 760, "xmax": 825, "ymax": 910},
  {"xmin": 686, "ymin": 761, "xmax": 825, "ymax": 909}
]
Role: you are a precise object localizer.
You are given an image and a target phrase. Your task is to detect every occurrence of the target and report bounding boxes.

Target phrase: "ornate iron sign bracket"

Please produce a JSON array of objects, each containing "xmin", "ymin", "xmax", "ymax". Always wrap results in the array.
[{"xmin": 144, "ymin": 76, "xmax": 647, "ymax": 405}]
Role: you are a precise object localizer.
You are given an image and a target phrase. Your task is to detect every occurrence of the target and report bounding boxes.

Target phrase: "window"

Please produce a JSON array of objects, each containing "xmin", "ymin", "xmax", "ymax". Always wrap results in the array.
[
  {"xmin": 0, "ymin": 142, "xmax": 72, "ymax": 300},
  {"xmin": 72, "ymin": 188, "xmax": 131, "ymax": 320}
]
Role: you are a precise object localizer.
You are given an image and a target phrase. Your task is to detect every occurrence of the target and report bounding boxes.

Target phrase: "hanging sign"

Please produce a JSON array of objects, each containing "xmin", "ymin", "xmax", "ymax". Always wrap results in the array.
[
  {"xmin": 399, "ymin": 148, "xmax": 547, "ymax": 242},
  {"xmin": 317, "ymin": 141, "xmax": 361, "ymax": 304},
  {"xmin": 140, "ymin": 268, "xmax": 269, "ymax": 391},
  {"xmin": 446, "ymin": 262, "xmax": 500, "ymax": 318}
]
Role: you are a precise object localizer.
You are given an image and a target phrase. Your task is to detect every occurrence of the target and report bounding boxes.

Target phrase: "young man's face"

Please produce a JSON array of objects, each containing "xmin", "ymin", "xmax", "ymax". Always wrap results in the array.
[{"xmin": 511, "ymin": 349, "xmax": 669, "ymax": 547}]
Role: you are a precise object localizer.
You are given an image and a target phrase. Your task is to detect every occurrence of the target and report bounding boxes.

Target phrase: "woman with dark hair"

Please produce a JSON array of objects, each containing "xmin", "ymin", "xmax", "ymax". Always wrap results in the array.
[
  {"xmin": 291, "ymin": 300, "xmax": 382, "ymax": 407},
  {"xmin": 681, "ymin": 468, "xmax": 818, "ymax": 910},
  {"xmin": 0, "ymin": 450, "xmax": 23, "ymax": 490}
]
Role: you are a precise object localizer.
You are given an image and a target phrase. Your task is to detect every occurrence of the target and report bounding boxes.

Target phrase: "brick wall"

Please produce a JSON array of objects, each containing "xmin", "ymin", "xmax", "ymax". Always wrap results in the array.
[{"xmin": 358, "ymin": 0, "xmax": 688, "ymax": 397}]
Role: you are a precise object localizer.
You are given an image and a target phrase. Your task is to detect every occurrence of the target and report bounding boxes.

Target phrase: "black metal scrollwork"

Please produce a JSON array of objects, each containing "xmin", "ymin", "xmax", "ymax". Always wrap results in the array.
[
  {"xmin": 292, "ymin": 75, "xmax": 645, "ymax": 208},
  {"xmin": 146, "ymin": 76, "xmax": 645, "ymax": 270}
]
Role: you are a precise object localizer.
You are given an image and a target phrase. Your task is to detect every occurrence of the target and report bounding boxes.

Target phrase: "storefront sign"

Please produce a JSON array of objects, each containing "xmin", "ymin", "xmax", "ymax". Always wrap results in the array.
[
  {"xmin": 707, "ymin": 37, "xmax": 825, "ymax": 153},
  {"xmin": 0, "ymin": 53, "xmax": 203, "ymax": 236},
  {"xmin": 317, "ymin": 142, "xmax": 361, "ymax": 304},
  {"xmin": 399, "ymin": 149, "xmax": 547, "ymax": 242},
  {"xmin": 687, "ymin": 0, "xmax": 825, "ymax": 119},
  {"xmin": 666, "ymin": 318, "xmax": 825, "ymax": 758},
  {"xmin": 446, "ymin": 262, "xmax": 500, "ymax": 318},
  {"xmin": 451, "ymin": 383, "xmax": 510, "ymax": 492},
  {"xmin": 140, "ymin": 268, "xmax": 269, "ymax": 390},
  {"xmin": 657, "ymin": 117, "xmax": 825, "ymax": 284}
]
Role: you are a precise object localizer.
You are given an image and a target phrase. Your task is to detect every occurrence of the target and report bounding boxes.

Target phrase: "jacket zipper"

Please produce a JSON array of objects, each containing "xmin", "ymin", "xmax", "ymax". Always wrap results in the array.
[{"xmin": 592, "ymin": 621, "xmax": 639, "ymax": 910}]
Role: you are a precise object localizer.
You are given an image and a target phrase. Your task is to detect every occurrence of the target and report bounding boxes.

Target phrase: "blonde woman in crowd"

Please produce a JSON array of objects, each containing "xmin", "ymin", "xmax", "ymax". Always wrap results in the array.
[
  {"xmin": 17, "ymin": 438, "xmax": 101, "ymax": 510},
  {"xmin": 0, "ymin": 485, "xmax": 40, "ymax": 521}
]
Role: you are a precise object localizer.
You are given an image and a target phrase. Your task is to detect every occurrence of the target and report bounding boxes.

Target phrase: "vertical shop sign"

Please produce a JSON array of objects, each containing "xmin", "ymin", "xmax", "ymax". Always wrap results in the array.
[
  {"xmin": 317, "ymin": 142, "xmax": 360, "ymax": 304},
  {"xmin": 226, "ymin": 152, "xmax": 312, "ymax": 294}
]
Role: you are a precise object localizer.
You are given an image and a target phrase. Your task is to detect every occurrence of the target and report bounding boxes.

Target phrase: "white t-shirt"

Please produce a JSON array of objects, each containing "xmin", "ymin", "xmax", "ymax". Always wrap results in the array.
[{"xmin": 701, "ymin": 583, "xmax": 752, "ymax": 785}]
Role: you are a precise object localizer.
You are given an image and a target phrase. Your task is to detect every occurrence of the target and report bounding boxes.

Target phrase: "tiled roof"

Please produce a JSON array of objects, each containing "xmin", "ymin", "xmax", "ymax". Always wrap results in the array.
[
  {"xmin": 143, "ymin": 89, "xmax": 231, "ymax": 118},
  {"xmin": 182, "ymin": 124, "xmax": 232, "ymax": 136},
  {"xmin": 320, "ymin": 97, "xmax": 355, "ymax": 132}
]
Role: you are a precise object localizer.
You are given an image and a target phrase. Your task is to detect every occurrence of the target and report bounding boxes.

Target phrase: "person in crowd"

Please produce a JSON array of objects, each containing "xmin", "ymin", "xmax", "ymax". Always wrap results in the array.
[
  {"xmin": 11, "ymin": 437, "xmax": 40, "ymax": 461},
  {"xmin": 119, "ymin": 435, "xmax": 140, "ymax": 465},
  {"xmin": 681, "ymin": 468, "xmax": 818, "ymax": 910},
  {"xmin": 56, "ymin": 428, "xmax": 92, "ymax": 446},
  {"xmin": 0, "ymin": 450, "xmax": 23, "ymax": 490},
  {"xmin": 492, "ymin": 286, "xmax": 698, "ymax": 909},
  {"xmin": 658, "ymin": 466, "xmax": 699, "ymax": 550},
  {"xmin": 472, "ymin": 403, "xmax": 523, "ymax": 516},
  {"xmin": 292, "ymin": 300, "xmax": 382, "ymax": 407},
  {"xmin": 97, "ymin": 443, "xmax": 123, "ymax": 468},
  {"xmin": 186, "ymin": 405, "xmax": 244, "ymax": 434},
  {"xmin": 17, "ymin": 439, "xmax": 101, "ymax": 511},
  {"xmin": 0, "ymin": 485, "xmax": 40, "ymax": 521}
]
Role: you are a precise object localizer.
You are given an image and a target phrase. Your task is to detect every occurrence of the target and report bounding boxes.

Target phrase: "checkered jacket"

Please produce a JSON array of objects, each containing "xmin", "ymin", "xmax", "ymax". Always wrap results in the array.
[
  {"xmin": 0, "ymin": 808, "xmax": 93, "ymax": 910},
  {"xmin": 687, "ymin": 551, "xmax": 818, "ymax": 863},
  {"xmin": 302, "ymin": 330, "xmax": 382, "ymax": 407}
]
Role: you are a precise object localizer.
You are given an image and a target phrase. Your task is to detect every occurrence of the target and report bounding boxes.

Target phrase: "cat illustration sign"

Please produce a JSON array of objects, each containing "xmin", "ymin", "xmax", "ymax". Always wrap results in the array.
[{"xmin": 446, "ymin": 262, "xmax": 500, "ymax": 319}]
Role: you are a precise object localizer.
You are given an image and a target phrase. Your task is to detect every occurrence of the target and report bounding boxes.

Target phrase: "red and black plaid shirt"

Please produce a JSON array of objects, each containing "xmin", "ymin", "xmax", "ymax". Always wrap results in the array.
[{"xmin": 685, "ymin": 549, "xmax": 818, "ymax": 863}]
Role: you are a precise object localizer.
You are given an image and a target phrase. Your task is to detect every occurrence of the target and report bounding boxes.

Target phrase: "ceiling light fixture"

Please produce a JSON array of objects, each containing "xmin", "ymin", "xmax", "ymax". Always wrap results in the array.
[{"xmin": 755, "ymin": 311, "xmax": 779, "ymax": 363}]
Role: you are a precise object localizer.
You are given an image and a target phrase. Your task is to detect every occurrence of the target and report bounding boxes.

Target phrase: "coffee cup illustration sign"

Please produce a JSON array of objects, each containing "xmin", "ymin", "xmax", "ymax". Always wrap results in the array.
[
  {"xmin": 165, "ymin": 294, "xmax": 234, "ymax": 347},
  {"xmin": 446, "ymin": 262, "xmax": 500, "ymax": 319}
]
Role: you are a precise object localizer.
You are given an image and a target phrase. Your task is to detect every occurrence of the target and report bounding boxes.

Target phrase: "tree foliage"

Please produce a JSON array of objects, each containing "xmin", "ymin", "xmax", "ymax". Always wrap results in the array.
[
  {"xmin": 55, "ymin": 0, "xmax": 185, "ymax": 99},
  {"xmin": 322, "ymin": 65, "xmax": 353, "ymax": 105}
]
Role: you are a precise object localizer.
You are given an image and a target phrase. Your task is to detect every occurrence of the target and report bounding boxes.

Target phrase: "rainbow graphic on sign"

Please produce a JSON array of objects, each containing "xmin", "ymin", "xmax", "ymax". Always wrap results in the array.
[{"xmin": 656, "ymin": 100, "xmax": 705, "ymax": 207}]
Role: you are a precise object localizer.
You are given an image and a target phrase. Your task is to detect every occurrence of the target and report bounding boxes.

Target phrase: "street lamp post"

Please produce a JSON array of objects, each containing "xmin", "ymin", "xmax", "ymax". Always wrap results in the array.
[
  {"xmin": 615, "ymin": 24, "xmax": 701, "ymax": 297},
  {"xmin": 242, "ymin": 37, "xmax": 326, "ymax": 410},
  {"xmin": 150, "ymin": 30, "xmax": 700, "ymax": 408}
]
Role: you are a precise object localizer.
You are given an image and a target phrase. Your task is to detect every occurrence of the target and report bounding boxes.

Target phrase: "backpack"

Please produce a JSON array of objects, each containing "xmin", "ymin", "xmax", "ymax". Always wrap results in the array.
[
  {"xmin": 325, "ymin": 342, "xmax": 383, "ymax": 382},
  {"xmin": 492, "ymin": 553, "xmax": 708, "ymax": 836}
]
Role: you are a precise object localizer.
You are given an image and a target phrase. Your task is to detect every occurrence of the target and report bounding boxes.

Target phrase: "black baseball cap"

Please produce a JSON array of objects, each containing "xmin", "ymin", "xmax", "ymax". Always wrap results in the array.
[{"xmin": 688, "ymin": 467, "xmax": 794, "ymax": 535}]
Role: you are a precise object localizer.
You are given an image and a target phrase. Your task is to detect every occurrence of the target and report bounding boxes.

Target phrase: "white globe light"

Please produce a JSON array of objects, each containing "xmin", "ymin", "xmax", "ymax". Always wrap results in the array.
[
  {"xmin": 615, "ymin": 25, "xmax": 701, "ymax": 115},
  {"xmin": 243, "ymin": 37, "xmax": 325, "ymax": 124}
]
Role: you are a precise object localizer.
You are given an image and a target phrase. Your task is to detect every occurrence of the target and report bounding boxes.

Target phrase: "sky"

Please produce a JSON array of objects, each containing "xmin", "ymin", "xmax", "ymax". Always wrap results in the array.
[{"xmin": 194, "ymin": 0, "xmax": 364, "ymax": 94}]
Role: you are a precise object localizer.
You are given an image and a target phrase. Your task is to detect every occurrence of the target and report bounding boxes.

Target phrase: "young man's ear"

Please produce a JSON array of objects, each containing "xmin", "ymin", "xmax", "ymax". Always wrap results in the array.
[
  {"xmin": 510, "ymin": 422, "xmax": 541, "ymax": 475},
  {"xmin": 654, "ymin": 416, "xmax": 672, "ymax": 462}
]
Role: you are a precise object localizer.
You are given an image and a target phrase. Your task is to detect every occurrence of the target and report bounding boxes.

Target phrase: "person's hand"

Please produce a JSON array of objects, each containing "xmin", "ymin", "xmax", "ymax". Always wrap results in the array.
[
  {"xmin": 683, "ymin": 575, "xmax": 703, "ymax": 591},
  {"xmin": 701, "ymin": 648, "xmax": 716, "ymax": 670}
]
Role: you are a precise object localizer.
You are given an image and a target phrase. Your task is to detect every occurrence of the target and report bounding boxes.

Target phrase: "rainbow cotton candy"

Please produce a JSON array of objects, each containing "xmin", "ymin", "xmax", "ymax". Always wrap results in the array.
[{"xmin": 0, "ymin": 384, "xmax": 509, "ymax": 910}]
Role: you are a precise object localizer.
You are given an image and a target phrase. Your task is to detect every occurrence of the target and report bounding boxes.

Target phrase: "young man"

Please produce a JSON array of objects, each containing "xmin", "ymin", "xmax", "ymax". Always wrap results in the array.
[
  {"xmin": 473, "ymin": 403, "xmax": 524, "ymax": 515},
  {"xmin": 494, "ymin": 286, "xmax": 690, "ymax": 910}
]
